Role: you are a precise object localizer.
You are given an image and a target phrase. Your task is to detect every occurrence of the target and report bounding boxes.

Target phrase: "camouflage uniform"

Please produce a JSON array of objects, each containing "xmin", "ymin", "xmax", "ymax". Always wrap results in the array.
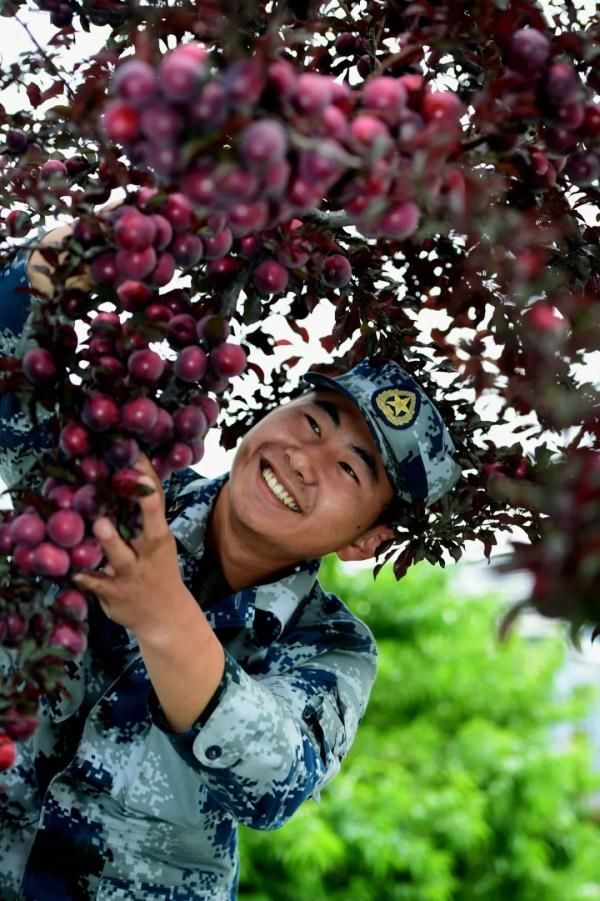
[{"xmin": 0, "ymin": 255, "xmax": 378, "ymax": 899}]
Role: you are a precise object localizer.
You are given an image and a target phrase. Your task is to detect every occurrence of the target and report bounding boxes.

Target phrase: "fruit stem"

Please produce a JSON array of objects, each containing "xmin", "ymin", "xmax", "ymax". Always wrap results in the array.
[{"xmin": 14, "ymin": 15, "xmax": 76, "ymax": 102}]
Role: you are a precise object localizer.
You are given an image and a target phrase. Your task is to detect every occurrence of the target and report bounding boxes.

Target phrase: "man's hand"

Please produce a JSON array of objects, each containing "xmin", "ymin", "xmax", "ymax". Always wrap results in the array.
[
  {"xmin": 74, "ymin": 452, "xmax": 226, "ymax": 733},
  {"xmin": 73, "ymin": 453, "xmax": 185, "ymax": 642}
]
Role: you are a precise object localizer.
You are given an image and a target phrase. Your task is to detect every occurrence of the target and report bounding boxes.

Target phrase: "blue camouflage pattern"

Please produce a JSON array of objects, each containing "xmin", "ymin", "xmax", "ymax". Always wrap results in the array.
[
  {"xmin": 0, "ymin": 256, "xmax": 378, "ymax": 899},
  {"xmin": 303, "ymin": 358, "xmax": 461, "ymax": 505}
]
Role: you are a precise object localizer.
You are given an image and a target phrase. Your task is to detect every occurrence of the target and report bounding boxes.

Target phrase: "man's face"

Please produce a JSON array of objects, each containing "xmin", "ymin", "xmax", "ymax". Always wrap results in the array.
[{"xmin": 227, "ymin": 389, "xmax": 395, "ymax": 561}]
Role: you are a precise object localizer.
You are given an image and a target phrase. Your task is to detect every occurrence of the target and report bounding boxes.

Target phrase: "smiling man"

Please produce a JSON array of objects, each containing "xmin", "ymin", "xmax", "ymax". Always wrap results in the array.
[{"xmin": 0, "ymin": 240, "xmax": 461, "ymax": 900}]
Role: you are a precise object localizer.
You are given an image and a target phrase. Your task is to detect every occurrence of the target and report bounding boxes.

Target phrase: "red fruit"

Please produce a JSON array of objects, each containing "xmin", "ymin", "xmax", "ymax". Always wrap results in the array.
[
  {"xmin": 168, "ymin": 314, "xmax": 198, "ymax": 347},
  {"xmin": 555, "ymin": 102, "xmax": 584, "ymax": 131},
  {"xmin": 335, "ymin": 32, "xmax": 357, "ymax": 54},
  {"xmin": 228, "ymin": 200, "xmax": 268, "ymax": 238},
  {"xmin": 174, "ymin": 346, "xmax": 209, "ymax": 382},
  {"xmin": 148, "ymin": 251, "xmax": 176, "ymax": 287},
  {"xmin": 210, "ymin": 342, "xmax": 247, "ymax": 378},
  {"xmin": 9, "ymin": 513, "xmax": 46, "ymax": 547},
  {"xmin": 189, "ymin": 81, "xmax": 228, "ymax": 128},
  {"xmin": 0, "ymin": 735, "xmax": 17, "ymax": 772},
  {"xmin": 117, "ymin": 280, "xmax": 152, "ymax": 312},
  {"xmin": 90, "ymin": 311, "xmax": 121, "ymax": 336},
  {"xmin": 362, "ymin": 76, "xmax": 407, "ymax": 118},
  {"xmin": 12, "ymin": 543, "xmax": 37, "ymax": 573},
  {"xmin": 93, "ymin": 356, "xmax": 126, "ymax": 387},
  {"xmin": 298, "ymin": 146, "xmax": 343, "ymax": 189},
  {"xmin": 90, "ymin": 251, "xmax": 118, "ymax": 286},
  {"xmin": 40, "ymin": 159, "xmax": 68, "ymax": 181},
  {"xmin": 5, "ymin": 612, "xmax": 27, "ymax": 643},
  {"xmin": 151, "ymin": 214, "xmax": 174, "ymax": 250},
  {"xmin": 47, "ymin": 510, "xmax": 85, "ymax": 549},
  {"xmin": 196, "ymin": 314, "xmax": 231, "ymax": 346},
  {"xmin": 203, "ymin": 228, "xmax": 233, "ymax": 260},
  {"xmin": 104, "ymin": 435, "xmax": 140, "ymax": 468},
  {"xmin": 162, "ymin": 288, "xmax": 191, "ymax": 315},
  {"xmin": 7, "ymin": 210, "xmax": 32, "ymax": 238},
  {"xmin": 0, "ymin": 523, "xmax": 13, "ymax": 554},
  {"xmin": 121, "ymin": 397, "xmax": 160, "ymax": 434},
  {"xmin": 115, "ymin": 247, "xmax": 157, "ymax": 281},
  {"xmin": 581, "ymin": 102, "xmax": 600, "ymax": 138},
  {"xmin": 322, "ymin": 254, "xmax": 352, "ymax": 288},
  {"xmin": 422, "ymin": 91, "xmax": 464, "ymax": 123},
  {"xmin": 73, "ymin": 217, "xmax": 103, "ymax": 248},
  {"xmin": 377, "ymin": 201, "xmax": 420, "ymax": 240},
  {"xmin": 217, "ymin": 166, "xmax": 258, "ymax": 204},
  {"xmin": 32, "ymin": 542, "xmax": 71, "ymax": 577},
  {"xmin": 127, "ymin": 349, "xmax": 165, "ymax": 384},
  {"xmin": 82, "ymin": 394, "xmax": 120, "ymax": 432},
  {"xmin": 524, "ymin": 302, "xmax": 566, "ymax": 333},
  {"xmin": 111, "ymin": 467, "xmax": 144, "ymax": 496},
  {"xmin": 268, "ymin": 59, "xmax": 297, "ymax": 97},
  {"xmin": 112, "ymin": 59, "xmax": 157, "ymax": 105},
  {"xmin": 162, "ymin": 193, "xmax": 194, "ymax": 232},
  {"xmin": 49, "ymin": 622, "xmax": 87, "ymax": 656},
  {"xmin": 350, "ymin": 114, "xmax": 390, "ymax": 147},
  {"xmin": 159, "ymin": 46, "xmax": 206, "ymax": 101},
  {"xmin": 293, "ymin": 73, "xmax": 333, "ymax": 114},
  {"xmin": 150, "ymin": 454, "xmax": 173, "ymax": 481},
  {"xmin": 165, "ymin": 442, "xmax": 194, "ymax": 471},
  {"xmin": 77, "ymin": 456, "xmax": 110, "ymax": 483},
  {"xmin": 65, "ymin": 155, "xmax": 88, "ymax": 177},
  {"xmin": 145, "ymin": 408, "xmax": 174, "ymax": 445},
  {"xmin": 239, "ymin": 235, "xmax": 263, "ymax": 258},
  {"xmin": 189, "ymin": 438, "xmax": 205, "ymax": 465},
  {"xmin": 565, "ymin": 152, "xmax": 600, "ymax": 186},
  {"xmin": 3, "ymin": 709, "xmax": 38, "ymax": 741},
  {"xmin": 544, "ymin": 125, "xmax": 578, "ymax": 154},
  {"xmin": 22, "ymin": 347, "xmax": 57, "ymax": 385},
  {"xmin": 53, "ymin": 589, "xmax": 88, "ymax": 622},
  {"xmin": 6, "ymin": 128, "xmax": 28, "ymax": 153},
  {"xmin": 263, "ymin": 158, "xmax": 290, "ymax": 198},
  {"xmin": 543, "ymin": 62, "xmax": 581, "ymax": 107},
  {"xmin": 253, "ymin": 259, "xmax": 289, "ymax": 294},
  {"xmin": 47, "ymin": 484, "xmax": 77, "ymax": 509},
  {"xmin": 240, "ymin": 119, "xmax": 288, "ymax": 170},
  {"xmin": 191, "ymin": 394, "xmax": 220, "ymax": 426},
  {"xmin": 173, "ymin": 406, "xmax": 207, "ymax": 441},
  {"xmin": 69, "ymin": 538, "xmax": 103, "ymax": 570},
  {"xmin": 170, "ymin": 233, "xmax": 204, "ymax": 268},
  {"xmin": 225, "ymin": 59, "xmax": 265, "ymax": 107},
  {"xmin": 72, "ymin": 484, "xmax": 100, "ymax": 519},
  {"xmin": 101, "ymin": 100, "xmax": 140, "ymax": 144},
  {"xmin": 145, "ymin": 303, "xmax": 172, "ymax": 323},
  {"xmin": 114, "ymin": 211, "xmax": 157, "ymax": 251},
  {"xmin": 505, "ymin": 28, "xmax": 551, "ymax": 77},
  {"xmin": 322, "ymin": 105, "xmax": 349, "ymax": 140}
]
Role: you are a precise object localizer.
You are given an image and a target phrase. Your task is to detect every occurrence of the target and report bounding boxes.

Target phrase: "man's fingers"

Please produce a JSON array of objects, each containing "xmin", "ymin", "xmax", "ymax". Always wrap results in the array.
[
  {"xmin": 92, "ymin": 517, "xmax": 137, "ymax": 573},
  {"xmin": 132, "ymin": 472, "xmax": 171, "ymax": 545}
]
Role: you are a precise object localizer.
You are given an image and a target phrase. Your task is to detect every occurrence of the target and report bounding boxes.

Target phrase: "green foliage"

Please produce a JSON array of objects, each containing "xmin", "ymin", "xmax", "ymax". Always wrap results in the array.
[{"xmin": 239, "ymin": 559, "xmax": 600, "ymax": 900}]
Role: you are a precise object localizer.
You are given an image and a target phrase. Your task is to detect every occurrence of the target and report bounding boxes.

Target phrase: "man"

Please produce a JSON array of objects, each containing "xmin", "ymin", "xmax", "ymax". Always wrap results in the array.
[{"xmin": 0, "ymin": 232, "xmax": 461, "ymax": 899}]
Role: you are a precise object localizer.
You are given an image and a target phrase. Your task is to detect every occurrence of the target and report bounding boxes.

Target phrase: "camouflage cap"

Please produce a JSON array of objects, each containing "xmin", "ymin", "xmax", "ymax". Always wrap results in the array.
[{"xmin": 302, "ymin": 359, "xmax": 461, "ymax": 506}]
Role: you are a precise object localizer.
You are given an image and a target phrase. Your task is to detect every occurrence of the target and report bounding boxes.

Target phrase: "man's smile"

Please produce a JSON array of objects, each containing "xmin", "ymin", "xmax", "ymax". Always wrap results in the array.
[{"xmin": 260, "ymin": 460, "xmax": 302, "ymax": 513}]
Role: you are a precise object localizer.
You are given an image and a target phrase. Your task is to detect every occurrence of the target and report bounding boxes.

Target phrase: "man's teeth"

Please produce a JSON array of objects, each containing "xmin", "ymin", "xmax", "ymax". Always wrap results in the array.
[{"xmin": 262, "ymin": 465, "xmax": 301, "ymax": 512}]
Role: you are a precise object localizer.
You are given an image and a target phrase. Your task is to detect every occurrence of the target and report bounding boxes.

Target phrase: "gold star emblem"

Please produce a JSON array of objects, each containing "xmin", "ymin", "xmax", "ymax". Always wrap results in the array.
[{"xmin": 374, "ymin": 389, "xmax": 418, "ymax": 427}]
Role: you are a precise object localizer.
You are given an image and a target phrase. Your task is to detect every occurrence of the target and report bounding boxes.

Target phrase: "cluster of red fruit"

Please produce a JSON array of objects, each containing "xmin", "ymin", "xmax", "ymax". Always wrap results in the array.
[
  {"xmin": 499, "ymin": 28, "xmax": 600, "ymax": 187},
  {"xmin": 101, "ymin": 44, "xmax": 468, "ymax": 256},
  {"xmin": 33, "ymin": 0, "xmax": 130, "ymax": 29}
]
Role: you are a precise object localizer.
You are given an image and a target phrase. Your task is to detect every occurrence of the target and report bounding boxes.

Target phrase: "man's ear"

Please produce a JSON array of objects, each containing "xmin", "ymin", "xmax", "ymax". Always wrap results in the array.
[{"xmin": 335, "ymin": 524, "xmax": 395, "ymax": 562}]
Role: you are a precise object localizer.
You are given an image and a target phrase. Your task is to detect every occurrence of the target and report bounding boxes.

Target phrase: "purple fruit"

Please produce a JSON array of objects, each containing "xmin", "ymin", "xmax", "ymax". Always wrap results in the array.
[
  {"xmin": 53, "ymin": 589, "xmax": 88, "ymax": 622},
  {"xmin": 127, "ymin": 349, "xmax": 165, "ymax": 384},
  {"xmin": 174, "ymin": 346, "xmax": 208, "ymax": 382},
  {"xmin": 9, "ymin": 513, "xmax": 46, "ymax": 547},
  {"xmin": 322, "ymin": 254, "xmax": 352, "ymax": 288},
  {"xmin": 47, "ymin": 510, "xmax": 85, "ymax": 549},
  {"xmin": 121, "ymin": 397, "xmax": 160, "ymax": 434},
  {"xmin": 173, "ymin": 406, "xmax": 208, "ymax": 441},
  {"xmin": 49, "ymin": 622, "xmax": 87, "ymax": 655},
  {"xmin": 168, "ymin": 314, "xmax": 198, "ymax": 347},
  {"xmin": 505, "ymin": 28, "xmax": 551, "ymax": 78},
  {"xmin": 70, "ymin": 538, "xmax": 103, "ymax": 570},
  {"xmin": 239, "ymin": 119, "xmax": 288, "ymax": 170},
  {"xmin": 253, "ymin": 259, "xmax": 289, "ymax": 294},
  {"xmin": 81, "ymin": 394, "xmax": 120, "ymax": 432},
  {"xmin": 210, "ymin": 342, "xmax": 247, "ymax": 378},
  {"xmin": 60, "ymin": 422, "xmax": 92, "ymax": 458},
  {"xmin": 22, "ymin": 348, "xmax": 57, "ymax": 385},
  {"xmin": 112, "ymin": 59, "xmax": 158, "ymax": 106},
  {"xmin": 32, "ymin": 542, "xmax": 71, "ymax": 577}
]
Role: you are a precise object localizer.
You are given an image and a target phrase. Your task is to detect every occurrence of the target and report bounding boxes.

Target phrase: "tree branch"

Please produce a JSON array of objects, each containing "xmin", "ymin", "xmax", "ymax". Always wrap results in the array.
[
  {"xmin": 15, "ymin": 14, "xmax": 75, "ymax": 102},
  {"xmin": 303, "ymin": 209, "xmax": 353, "ymax": 229}
]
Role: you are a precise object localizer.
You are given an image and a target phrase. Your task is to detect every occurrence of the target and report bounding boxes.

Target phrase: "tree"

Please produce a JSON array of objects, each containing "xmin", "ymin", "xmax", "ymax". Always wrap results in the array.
[
  {"xmin": 238, "ymin": 557, "xmax": 600, "ymax": 900},
  {"xmin": 0, "ymin": 0, "xmax": 598, "ymax": 755}
]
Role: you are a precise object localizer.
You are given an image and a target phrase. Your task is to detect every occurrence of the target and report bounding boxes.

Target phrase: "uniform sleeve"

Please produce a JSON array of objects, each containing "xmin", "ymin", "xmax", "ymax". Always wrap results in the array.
[
  {"xmin": 0, "ymin": 250, "xmax": 54, "ymax": 491},
  {"xmin": 147, "ymin": 613, "xmax": 378, "ymax": 830}
]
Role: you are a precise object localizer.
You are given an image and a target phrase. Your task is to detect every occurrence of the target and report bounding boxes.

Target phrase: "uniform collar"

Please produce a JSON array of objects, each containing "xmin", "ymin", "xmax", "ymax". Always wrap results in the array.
[{"xmin": 169, "ymin": 472, "xmax": 321, "ymax": 645}]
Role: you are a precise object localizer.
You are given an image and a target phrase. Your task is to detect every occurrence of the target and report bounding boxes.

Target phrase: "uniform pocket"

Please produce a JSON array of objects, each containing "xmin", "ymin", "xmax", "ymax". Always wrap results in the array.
[{"xmin": 123, "ymin": 725, "xmax": 208, "ymax": 829}]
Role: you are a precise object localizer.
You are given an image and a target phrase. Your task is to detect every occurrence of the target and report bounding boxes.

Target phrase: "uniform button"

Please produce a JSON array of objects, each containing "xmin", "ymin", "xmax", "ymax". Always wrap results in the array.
[{"xmin": 206, "ymin": 744, "xmax": 222, "ymax": 760}]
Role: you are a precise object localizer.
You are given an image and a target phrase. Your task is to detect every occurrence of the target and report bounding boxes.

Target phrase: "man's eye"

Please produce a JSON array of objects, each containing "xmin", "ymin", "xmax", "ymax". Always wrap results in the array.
[
  {"xmin": 305, "ymin": 415, "xmax": 321, "ymax": 436},
  {"xmin": 340, "ymin": 462, "xmax": 358, "ymax": 482}
]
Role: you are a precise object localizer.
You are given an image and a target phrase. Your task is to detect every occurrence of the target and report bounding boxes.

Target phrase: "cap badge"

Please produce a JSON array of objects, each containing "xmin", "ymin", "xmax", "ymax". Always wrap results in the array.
[{"xmin": 373, "ymin": 388, "xmax": 419, "ymax": 428}]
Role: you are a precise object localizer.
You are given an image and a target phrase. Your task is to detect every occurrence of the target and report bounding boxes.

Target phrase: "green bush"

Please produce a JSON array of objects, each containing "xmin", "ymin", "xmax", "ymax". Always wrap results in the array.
[{"xmin": 238, "ymin": 559, "xmax": 600, "ymax": 900}]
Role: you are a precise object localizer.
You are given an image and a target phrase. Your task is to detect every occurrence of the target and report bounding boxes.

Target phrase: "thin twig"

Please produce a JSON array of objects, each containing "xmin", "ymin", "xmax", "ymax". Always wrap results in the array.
[{"xmin": 14, "ymin": 14, "xmax": 76, "ymax": 102}]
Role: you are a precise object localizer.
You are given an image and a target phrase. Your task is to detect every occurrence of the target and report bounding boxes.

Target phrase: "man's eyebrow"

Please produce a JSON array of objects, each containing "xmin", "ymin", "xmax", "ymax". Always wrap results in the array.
[{"xmin": 313, "ymin": 398, "xmax": 379, "ymax": 484}]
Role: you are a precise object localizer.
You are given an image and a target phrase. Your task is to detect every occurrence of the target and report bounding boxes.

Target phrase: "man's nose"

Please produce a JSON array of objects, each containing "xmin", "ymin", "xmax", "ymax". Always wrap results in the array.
[{"xmin": 285, "ymin": 445, "xmax": 318, "ymax": 485}]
